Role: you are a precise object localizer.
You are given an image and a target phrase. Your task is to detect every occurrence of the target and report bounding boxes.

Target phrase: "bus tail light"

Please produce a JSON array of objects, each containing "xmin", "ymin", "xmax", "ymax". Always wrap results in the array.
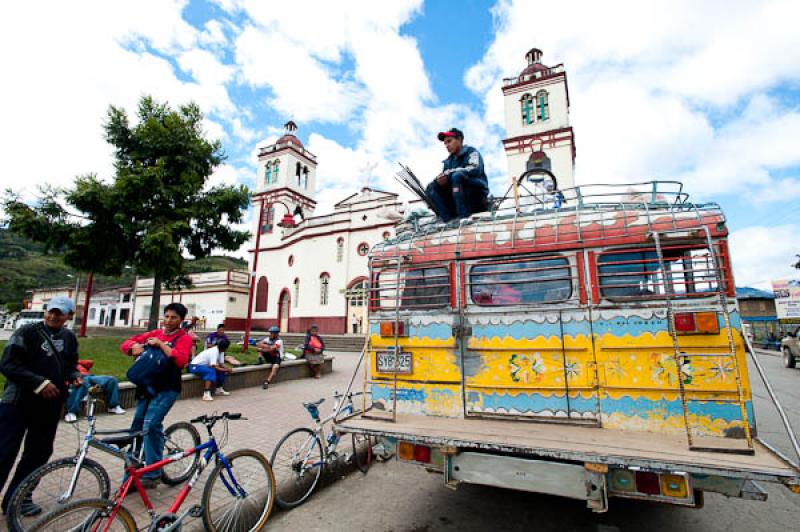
[
  {"xmin": 398, "ymin": 441, "xmax": 432, "ymax": 464},
  {"xmin": 634, "ymin": 471, "xmax": 660, "ymax": 495},
  {"xmin": 610, "ymin": 469, "xmax": 636, "ymax": 492},
  {"xmin": 674, "ymin": 312, "xmax": 719, "ymax": 334},
  {"xmin": 380, "ymin": 321, "xmax": 407, "ymax": 337},
  {"xmin": 660, "ymin": 474, "xmax": 689, "ymax": 498},
  {"xmin": 674, "ymin": 313, "xmax": 695, "ymax": 332}
]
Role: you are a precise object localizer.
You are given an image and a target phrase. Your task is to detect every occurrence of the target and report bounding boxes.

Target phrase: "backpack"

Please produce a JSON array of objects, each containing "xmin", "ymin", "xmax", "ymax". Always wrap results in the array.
[{"xmin": 126, "ymin": 332, "xmax": 184, "ymax": 397}]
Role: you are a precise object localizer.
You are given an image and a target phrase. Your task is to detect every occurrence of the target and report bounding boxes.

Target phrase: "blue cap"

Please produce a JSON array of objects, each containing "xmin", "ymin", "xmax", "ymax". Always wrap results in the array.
[
  {"xmin": 47, "ymin": 296, "xmax": 75, "ymax": 314},
  {"xmin": 268, "ymin": 326, "xmax": 280, "ymax": 333}
]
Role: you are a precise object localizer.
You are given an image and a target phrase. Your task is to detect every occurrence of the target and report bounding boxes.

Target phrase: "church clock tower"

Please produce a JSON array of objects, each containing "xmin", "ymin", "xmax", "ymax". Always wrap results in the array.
[{"xmin": 502, "ymin": 48, "xmax": 576, "ymax": 190}]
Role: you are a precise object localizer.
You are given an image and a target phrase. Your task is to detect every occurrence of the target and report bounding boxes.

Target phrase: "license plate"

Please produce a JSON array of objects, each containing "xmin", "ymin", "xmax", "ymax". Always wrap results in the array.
[{"xmin": 376, "ymin": 351, "xmax": 412, "ymax": 374}]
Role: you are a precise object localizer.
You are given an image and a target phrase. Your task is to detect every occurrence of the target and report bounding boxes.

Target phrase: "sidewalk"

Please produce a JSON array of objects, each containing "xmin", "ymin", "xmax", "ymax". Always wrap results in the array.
[{"xmin": 0, "ymin": 352, "xmax": 361, "ymax": 531}]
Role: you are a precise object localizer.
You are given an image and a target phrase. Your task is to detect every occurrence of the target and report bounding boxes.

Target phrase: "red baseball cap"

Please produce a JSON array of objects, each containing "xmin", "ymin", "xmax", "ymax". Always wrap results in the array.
[{"xmin": 437, "ymin": 128, "xmax": 463, "ymax": 141}]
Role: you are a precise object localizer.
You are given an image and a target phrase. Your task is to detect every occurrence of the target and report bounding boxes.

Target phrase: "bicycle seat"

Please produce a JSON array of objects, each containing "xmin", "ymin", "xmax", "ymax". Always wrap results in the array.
[
  {"xmin": 303, "ymin": 398, "xmax": 325, "ymax": 408},
  {"xmin": 97, "ymin": 430, "xmax": 145, "ymax": 448}
]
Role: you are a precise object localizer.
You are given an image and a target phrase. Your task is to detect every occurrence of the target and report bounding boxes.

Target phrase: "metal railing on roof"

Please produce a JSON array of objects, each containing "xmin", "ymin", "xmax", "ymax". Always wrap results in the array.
[{"xmin": 373, "ymin": 181, "xmax": 725, "ymax": 259}]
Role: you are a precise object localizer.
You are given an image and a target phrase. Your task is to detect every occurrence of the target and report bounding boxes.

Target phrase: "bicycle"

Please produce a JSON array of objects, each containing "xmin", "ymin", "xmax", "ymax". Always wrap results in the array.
[
  {"xmin": 29, "ymin": 411, "xmax": 275, "ymax": 532},
  {"xmin": 7, "ymin": 387, "xmax": 200, "ymax": 532},
  {"xmin": 270, "ymin": 391, "xmax": 390, "ymax": 509}
]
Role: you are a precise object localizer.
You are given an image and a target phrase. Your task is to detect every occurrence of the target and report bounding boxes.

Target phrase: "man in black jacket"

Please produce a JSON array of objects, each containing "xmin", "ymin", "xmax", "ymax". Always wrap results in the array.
[{"xmin": 0, "ymin": 297, "xmax": 81, "ymax": 516}]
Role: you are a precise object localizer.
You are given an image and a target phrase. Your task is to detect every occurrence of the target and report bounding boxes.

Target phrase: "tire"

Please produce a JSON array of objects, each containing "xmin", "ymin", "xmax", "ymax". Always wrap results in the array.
[
  {"xmin": 202, "ymin": 449, "xmax": 275, "ymax": 532},
  {"xmin": 7, "ymin": 457, "xmax": 110, "ymax": 532},
  {"xmin": 352, "ymin": 434, "xmax": 373, "ymax": 474},
  {"xmin": 29, "ymin": 497, "xmax": 136, "ymax": 532},
  {"xmin": 784, "ymin": 349, "xmax": 797, "ymax": 369},
  {"xmin": 160, "ymin": 421, "xmax": 201, "ymax": 485},
  {"xmin": 270, "ymin": 428, "xmax": 324, "ymax": 509}
]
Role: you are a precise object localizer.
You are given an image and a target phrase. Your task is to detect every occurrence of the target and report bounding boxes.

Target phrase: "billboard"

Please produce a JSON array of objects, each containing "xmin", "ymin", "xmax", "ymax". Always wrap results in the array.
[{"xmin": 771, "ymin": 279, "xmax": 800, "ymax": 320}]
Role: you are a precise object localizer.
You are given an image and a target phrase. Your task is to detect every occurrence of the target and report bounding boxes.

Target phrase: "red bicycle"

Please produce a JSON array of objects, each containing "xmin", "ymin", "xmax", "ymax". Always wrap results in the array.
[{"xmin": 30, "ymin": 412, "xmax": 275, "ymax": 532}]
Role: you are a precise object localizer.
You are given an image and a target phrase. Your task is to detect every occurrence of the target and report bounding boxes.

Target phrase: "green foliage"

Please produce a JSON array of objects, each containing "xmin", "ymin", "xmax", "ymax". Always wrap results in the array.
[{"xmin": 3, "ymin": 96, "xmax": 251, "ymax": 328}]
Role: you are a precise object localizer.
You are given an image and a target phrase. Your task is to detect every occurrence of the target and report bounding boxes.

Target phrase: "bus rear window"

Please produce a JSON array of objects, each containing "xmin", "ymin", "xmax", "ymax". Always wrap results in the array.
[
  {"xmin": 470, "ymin": 257, "xmax": 572, "ymax": 306},
  {"xmin": 374, "ymin": 267, "xmax": 450, "ymax": 310},
  {"xmin": 597, "ymin": 246, "xmax": 719, "ymax": 299}
]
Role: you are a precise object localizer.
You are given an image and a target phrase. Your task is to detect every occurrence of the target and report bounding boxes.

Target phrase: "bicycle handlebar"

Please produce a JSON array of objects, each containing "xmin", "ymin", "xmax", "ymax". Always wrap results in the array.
[{"xmin": 190, "ymin": 412, "xmax": 245, "ymax": 425}]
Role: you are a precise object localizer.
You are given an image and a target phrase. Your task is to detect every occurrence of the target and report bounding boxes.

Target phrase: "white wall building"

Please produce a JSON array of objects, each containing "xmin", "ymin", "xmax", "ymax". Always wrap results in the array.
[
  {"xmin": 502, "ymin": 48, "xmax": 575, "ymax": 189},
  {"xmin": 238, "ymin": 121, "xmax": 403, "ymax": 335},
  {"xmin": 86, "ymin": 287, "xmax": 133, "ymax": 327},
  {"xmin": 133, "ymin": 270, "xmax": 249, "ymax": 329}
]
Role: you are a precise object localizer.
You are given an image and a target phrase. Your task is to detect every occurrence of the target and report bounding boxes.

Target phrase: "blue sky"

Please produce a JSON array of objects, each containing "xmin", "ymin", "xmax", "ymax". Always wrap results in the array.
[{"xmin": 1, "ymin": 0, "xmax": 799, "ymax": 288}]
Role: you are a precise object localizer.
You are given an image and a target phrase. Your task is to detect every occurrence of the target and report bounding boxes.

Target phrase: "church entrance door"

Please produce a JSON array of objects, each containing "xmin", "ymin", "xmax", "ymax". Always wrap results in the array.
[{"xmin": 279, "ymin": 290, "xmax": 290, "ymax": 332}]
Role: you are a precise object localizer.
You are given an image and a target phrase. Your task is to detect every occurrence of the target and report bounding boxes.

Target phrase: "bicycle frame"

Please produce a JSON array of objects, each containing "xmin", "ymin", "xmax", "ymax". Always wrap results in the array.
[{"xmin": 300, "ymin": 394, "xmax": 356, "ymax": 471}]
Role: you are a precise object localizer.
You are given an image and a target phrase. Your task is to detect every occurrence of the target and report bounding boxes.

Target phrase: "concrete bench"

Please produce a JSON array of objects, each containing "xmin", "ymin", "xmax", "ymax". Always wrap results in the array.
[{"xmin": 114, "ymin": 356, "xmax": 334, "ymax": 409}]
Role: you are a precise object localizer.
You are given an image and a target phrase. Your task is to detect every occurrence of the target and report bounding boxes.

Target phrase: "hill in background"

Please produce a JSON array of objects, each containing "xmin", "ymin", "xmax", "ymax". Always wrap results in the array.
[{"xmin": 0, "ymin": 228, "xmax": 248, "ymax": 312}]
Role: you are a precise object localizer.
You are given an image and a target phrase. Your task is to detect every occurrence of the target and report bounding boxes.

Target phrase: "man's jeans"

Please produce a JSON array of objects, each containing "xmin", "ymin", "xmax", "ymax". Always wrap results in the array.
[
  {"xmin": 130, "ymin": 390, "xmax": 179, "ymax": 479},
  {"xmin": 189, "ymin": 364, "xmax": 226, "ymax": 388},
  {"xmin": 66, "ymin": 375, "xmax": 121, "ymax": 414},
  {"xmin": 426, "ymin": 171, "xmax": 489, "ymax": 222}
]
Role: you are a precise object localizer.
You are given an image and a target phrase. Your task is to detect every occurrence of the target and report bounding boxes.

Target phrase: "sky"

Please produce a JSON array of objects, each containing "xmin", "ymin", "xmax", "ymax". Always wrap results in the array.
[{"xmin": 1, "ymin": 0, "xmax": 799, "ymax": 289}]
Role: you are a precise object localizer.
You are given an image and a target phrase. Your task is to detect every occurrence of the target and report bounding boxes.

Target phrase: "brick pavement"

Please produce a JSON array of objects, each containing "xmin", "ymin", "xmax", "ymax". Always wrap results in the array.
[{"xmin": 0, "ymin": 352, "xmax": 361, "ymax": 531}]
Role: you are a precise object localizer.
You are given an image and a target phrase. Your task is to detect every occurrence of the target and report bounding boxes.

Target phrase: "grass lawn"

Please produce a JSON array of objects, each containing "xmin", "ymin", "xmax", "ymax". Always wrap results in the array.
[{"xmin": 0, "ymin": 336, "xmax": 299, "ymax": 386}]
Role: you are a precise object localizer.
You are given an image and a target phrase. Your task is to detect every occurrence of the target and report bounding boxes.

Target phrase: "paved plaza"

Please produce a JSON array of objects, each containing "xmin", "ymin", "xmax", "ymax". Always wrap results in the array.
[{"xmin": 0, "ymin": 352, "xmax": 362, "ymax": 531}]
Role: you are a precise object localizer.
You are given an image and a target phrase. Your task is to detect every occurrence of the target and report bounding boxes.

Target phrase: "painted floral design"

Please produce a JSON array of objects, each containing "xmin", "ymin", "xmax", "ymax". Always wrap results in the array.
[
  {"xmin": 606, "ymin": 355, "xmax": 631, "ymax": 382},
  {"xmin": 650, "ymin": 353, "xmax": 694, "ymax": 385},
  {"xmin": 510, "ymin": 352, "xmax": 545, "ymax": 383},
  {"xmin": 564, "ymin": 358, "xmax": 581, "ymax": 381},
  {"xmin": 707, "ymin": 357, "xmax": 734, "ymax": 383}
]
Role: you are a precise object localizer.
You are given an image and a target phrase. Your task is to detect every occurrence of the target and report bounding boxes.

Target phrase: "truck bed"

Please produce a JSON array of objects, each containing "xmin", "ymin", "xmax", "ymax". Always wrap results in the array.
[{"xmin": 336, "ymin": 413, "xmax": 800, "ymax": 484}]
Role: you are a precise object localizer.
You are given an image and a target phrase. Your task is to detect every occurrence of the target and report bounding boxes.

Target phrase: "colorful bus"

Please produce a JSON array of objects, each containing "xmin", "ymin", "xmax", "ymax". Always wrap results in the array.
[{"xmin": 336, "ymin": 180, "xmax": 800, "ymax": 511}]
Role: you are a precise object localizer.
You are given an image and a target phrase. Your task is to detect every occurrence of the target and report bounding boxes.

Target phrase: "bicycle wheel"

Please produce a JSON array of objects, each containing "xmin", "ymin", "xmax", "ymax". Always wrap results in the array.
[
  {"xmin": 29, "ymin": 497, "xmax": 136, "ymax": 532},
  {"xmin": 7, "ymin": 457, "xmax": 110, "ymax": 532},
  {"xmin": 201, "ymin": 449, "xmax": 275, "ymax": 532},
  {"xmin": 160, "ymin": 421, "xmax": 201, "ymax": 485},
  {"xmin": 270, "ymin": 428, "xmax": 324, "ymax": 509},
  {"xmin": 351, "ymin": 433, "xmax": 374, "ymax": 474}
]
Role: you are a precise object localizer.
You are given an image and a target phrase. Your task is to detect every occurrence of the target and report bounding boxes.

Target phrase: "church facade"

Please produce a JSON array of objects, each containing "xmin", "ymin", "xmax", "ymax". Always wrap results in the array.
[{"xmin": 236, "ymin": 47, "xmax": 574, "ymax": 335}]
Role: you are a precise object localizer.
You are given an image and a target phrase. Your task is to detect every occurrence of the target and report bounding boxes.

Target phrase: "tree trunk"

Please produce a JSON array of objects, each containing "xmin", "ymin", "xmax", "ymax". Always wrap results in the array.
[{"xmin": 148, "ymin": 273, "xmax": 162, "ymax": 330}]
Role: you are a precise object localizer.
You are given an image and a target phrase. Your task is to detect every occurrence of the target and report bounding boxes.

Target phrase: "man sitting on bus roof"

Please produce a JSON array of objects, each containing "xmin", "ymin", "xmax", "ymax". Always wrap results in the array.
[{"xmin": 425, "ymin": 128, "xmax": 490, "ymax": 222}]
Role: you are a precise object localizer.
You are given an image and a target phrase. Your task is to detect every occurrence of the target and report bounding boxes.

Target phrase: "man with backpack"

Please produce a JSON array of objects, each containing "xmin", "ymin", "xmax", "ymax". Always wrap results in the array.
[
  {"xmin": 0, "ymin": 297, "xmax": 81, "ymax": 516},
  {"xmin": 120, "ymin": 303, "xmax": 192, "ymax": 489}
]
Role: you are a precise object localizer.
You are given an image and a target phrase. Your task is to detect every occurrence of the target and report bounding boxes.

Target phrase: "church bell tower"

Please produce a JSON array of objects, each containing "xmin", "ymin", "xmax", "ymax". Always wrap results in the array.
[{"xmin": 501, "ymin": 48, "xmax": 576, "ymax": 190}]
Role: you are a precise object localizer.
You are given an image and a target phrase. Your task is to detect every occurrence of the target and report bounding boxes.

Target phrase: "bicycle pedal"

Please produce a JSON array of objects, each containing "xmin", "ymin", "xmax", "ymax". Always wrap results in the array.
[{"xmin": 189, "ymin": 505, "xmax": 203, "ymax": 518}]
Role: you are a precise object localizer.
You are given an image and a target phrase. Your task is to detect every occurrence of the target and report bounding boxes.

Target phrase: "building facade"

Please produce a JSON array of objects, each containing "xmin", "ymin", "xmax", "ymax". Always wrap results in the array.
[
  {"xmin": 86, "ymin": 287, "xmax": 133, "ymax": 327},
  {"xmin": 133, "ymin": 270, "xmax": 249, "ymax": 329},
  {"xmin": 737, "ymin": 286, "xmax": 779, "ymax": 348},
  {"xmin": 502, "ymin": 48, "xmax": 575, "ymax": 189}
]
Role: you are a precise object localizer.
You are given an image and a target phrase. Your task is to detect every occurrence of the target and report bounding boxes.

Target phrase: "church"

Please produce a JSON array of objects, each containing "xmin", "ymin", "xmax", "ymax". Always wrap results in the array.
[{"xmin": 233, "ymin": 47, "xmax": 575, "ymax": 335}]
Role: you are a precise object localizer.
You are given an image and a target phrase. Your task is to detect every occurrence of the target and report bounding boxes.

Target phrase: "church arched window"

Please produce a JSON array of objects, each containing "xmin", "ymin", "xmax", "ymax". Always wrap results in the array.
[
  {"xmin": 320, "ymin": 273, "xmax": 330, "ymax": 305},
  {"xmin": 260, "ymin": 205, "xmax": 274, "ymax": 234},
  {"xmin": 293, "ymin": 278, "xmax": 300, "ymax": 308},
  {"xmin": 296, "ymin": 162, "xmax": 302, "ymax": 187},
  {"xmin": 336, "ymin": 237, "xmax": 344, "ymax": 262},
  {"xmin": 255, "ymin": 277, "xmax": 268, "ymax": 312},
  {"xmin": 303, "ymin": 166, "xmax": 309, "ymax": 188},
  {"xmin": 264, "ymin": 162, "xmax": 272, "ymax": 185},
  {"xmin": 536, "ymin": 90, "xmax": 549, "ymax": 121},
  {"xmin": 521, "ymin": 93, "xmax": 534, "ymax": 125},
  {"xmin": 272, "ymin": 160, "xmax": 280, "ymax": 184}
]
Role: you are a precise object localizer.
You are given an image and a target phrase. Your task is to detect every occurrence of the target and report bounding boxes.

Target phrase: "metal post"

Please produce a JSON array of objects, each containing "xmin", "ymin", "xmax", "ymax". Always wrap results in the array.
[{"xmin": 242, "ymin": 198, "xmax": 267, "ymax": 350}]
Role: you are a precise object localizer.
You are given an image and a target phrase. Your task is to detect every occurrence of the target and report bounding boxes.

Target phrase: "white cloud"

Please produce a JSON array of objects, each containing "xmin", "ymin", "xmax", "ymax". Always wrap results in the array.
[{"xmin": 728, "ymin": 225, "xmax": 800, "ymax": 288}]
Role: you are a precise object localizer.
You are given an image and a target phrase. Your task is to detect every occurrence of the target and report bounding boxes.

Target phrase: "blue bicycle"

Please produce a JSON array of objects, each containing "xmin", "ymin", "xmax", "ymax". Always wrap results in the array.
[{"xmin": 31, "ymin": 412, "xmax": 275, "ymax": 532}]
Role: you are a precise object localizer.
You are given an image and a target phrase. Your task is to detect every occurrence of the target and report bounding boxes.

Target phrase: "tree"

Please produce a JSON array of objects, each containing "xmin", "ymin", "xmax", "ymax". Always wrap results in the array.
[
  {"xmin": 794, "ymin": 254, "xmax": 800, "ymax": 270},
  {"xmin": 3, "ymin": 96, "xmax": 250, "ymax": 329}
]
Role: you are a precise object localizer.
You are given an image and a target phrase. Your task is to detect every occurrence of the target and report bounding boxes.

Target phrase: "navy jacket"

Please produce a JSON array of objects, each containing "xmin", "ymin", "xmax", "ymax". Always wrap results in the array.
[{"xmin": 441, "ymin": 145, "xmax": 489, "ymax": 196}]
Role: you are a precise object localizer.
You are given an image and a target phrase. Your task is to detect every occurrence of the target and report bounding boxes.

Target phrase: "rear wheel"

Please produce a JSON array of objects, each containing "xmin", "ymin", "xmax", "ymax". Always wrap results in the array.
[
  {"xmin": 7, "ymin": 457, "xmax": 110, "ymax": 532},
  {"xmin": 784, "ymin": 348, "xmax": 797, "ymax": 369},
  {"xmin": 270, "ymin": 428, "xmax": 324, "ymax": 509},
  {"xmin": 29, "ymin": 497, "xmax": 136, "ymax": 532},
  {"xmin": 202, "ymin": 449, "xmax": 275, "ymax": 532},
  {"xmin": 160, "ymin": 421, "xmax": 201, "ymax": 485}
]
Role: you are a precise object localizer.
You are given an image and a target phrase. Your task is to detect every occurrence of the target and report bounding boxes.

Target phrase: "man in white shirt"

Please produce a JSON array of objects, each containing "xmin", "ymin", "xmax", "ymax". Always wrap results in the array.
[
  {"xmin": 188, "ymin": 339, "xmax": 233, "ymax": 401},
  {"xmin": 257, "ymin": 326, "xmax": 283, "ymax": 390}
]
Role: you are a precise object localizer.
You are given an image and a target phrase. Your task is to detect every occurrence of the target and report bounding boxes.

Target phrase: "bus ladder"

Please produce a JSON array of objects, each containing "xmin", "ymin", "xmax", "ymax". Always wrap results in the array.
[{"xmin": 651, "ymin": 229, "xmax": 754, "ymax": 455}]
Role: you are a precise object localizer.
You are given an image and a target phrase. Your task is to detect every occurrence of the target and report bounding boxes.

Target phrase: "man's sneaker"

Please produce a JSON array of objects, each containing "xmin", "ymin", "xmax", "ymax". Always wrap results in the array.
[
  {"xmin": 216, "ymin": 388, "xmax": 231, "ymax": 396},
  {"xmin": 109, "ymin": 405, "xmax": 126, "ymax": 415},
  {"xmin": 19, "ymin": 501, "xmax": 42, "ymax": 517},
  {"xmin": 202, "ymin": 391, "xmax": 213, "ymax": 401},
  {"xmin": 64, "ymin": 412, "xmax": 78, "ymax": 423},
  {"xmin": 261, "ymin": 381, "xmax": 269, "ymax": 390}
]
